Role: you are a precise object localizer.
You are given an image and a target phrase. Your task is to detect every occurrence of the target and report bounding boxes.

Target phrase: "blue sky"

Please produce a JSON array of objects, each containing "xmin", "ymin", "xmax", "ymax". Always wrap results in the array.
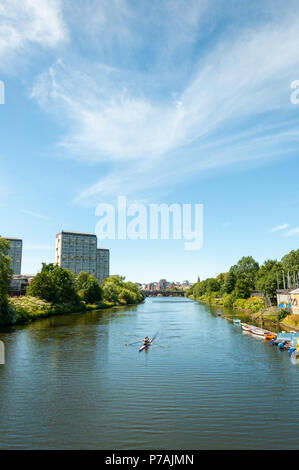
[{"xmin": 0, "ymin": 0, "xmax": 298, "ymax": 283}]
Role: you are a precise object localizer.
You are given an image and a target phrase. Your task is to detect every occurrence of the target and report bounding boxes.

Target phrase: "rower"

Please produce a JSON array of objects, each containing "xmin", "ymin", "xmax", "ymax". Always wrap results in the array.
[{"xmin": 143, "ymin": 336, "xmax": 150, "ymax": 345}]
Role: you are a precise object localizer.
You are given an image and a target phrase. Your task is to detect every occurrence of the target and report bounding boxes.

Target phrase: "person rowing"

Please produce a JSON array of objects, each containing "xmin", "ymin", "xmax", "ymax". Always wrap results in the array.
[{"xmin": 143, "ymin": 336, "xmax": 151, "ymax": 345}]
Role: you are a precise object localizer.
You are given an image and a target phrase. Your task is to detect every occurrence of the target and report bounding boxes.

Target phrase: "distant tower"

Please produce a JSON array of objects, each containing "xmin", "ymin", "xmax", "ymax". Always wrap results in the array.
[{"xmin": 197, "ymin": 275, "xmax": 200, "ymax": 283}]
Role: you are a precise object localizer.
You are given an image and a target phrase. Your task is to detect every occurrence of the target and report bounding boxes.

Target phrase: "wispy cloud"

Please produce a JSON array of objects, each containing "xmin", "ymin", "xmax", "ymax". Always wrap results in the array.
[
  {"xmin": 282, "ymin": 227, "xmax": 299, "ymax": 237},
  {"xmin": 29, "ymin": 1, "xmax": 299, "ymax": 204},
  {"xmin": 21, "ymin": 209, "xmax": 49, "ymax": 220},
  {"xmin": 270, "ymin": 224, "xmax": 289, "ymax": 232},
  {"xmin": 0, "ymin": 0, "xmax": 67, "ymax": 71}
]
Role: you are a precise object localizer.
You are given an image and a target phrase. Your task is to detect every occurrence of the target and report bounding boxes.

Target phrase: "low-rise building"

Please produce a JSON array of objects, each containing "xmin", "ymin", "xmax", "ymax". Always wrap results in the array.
[
  {"xmin": 277, "ymin": 289, "xmax": 292, "ymax": 308},
  {"xmin": 290, "ymin": 288, "xmax": 299, "ymax": 315},
  {"xmin": 9, "ymin": 275, "xmax": 34, "ymax": 296}
]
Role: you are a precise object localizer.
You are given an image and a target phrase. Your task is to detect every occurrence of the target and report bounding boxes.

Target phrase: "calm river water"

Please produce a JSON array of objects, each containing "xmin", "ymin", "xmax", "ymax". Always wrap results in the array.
[{"xmin": 0, "ymin": 297, "xmax": 299, "ymax": 449}]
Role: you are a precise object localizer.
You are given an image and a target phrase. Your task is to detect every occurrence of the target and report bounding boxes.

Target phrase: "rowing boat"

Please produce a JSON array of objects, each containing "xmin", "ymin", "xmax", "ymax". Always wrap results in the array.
[
  {"xmin": 241, "ymin": 323, "xmax": 252, "ymax": 332},
  {"xmin": 139, "ymin": 340, "xmax": 152, "ymax": 352},
  {"xmin": 251, "ymin": 327, "xmax": 267, "ymax": 337},
  {"xmin": 265, "ymin": 333, "xmax": 277, "ymax": 340}
]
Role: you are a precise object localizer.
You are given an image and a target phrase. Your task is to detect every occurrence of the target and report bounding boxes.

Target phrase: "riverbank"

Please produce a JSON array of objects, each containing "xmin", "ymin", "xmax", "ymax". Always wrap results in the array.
[
  {"xmin": 190, "ymin": 295, "xmax": 295, "ymax": 331},
  {"xmin": 0, "ymin": 295, "xmax": 143, "ymax": 329}
]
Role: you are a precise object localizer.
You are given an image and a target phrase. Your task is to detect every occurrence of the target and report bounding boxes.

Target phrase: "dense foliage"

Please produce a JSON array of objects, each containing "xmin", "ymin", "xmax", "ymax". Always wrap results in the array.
[
  {"xmin": 187, "ymin": 249, "xmax": 299, "ymax": 309},
  {"xmin": 76, "ymin": 271, "xmax": 103, "ymax": 303},
  {"xmin": 102, "ymin": 275, "xmax": 144, "ymax": 305},
  {"xmin": 27, "ymin": 263, "xmax": 78, "ymax": 304},
  {"xmin": 0, "ymin": 236, "xmax": 15, "ymax": 325},
  {"xmin": 26, "ymin": 266, "xmax": 144, "ymax": 307}
]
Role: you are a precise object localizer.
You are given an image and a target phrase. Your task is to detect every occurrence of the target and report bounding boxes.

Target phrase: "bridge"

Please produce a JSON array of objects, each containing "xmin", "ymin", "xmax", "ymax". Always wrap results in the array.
[{"xmin": 141, "ymin": 290, "xmax": 185, "ymax": 297}]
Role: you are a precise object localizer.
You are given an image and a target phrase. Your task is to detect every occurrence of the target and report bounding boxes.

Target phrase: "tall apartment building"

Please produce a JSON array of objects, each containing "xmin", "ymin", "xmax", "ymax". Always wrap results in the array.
[
  {"xmin": 55, "ymin": 231, "xmax": 109, "ymax": 283},
  {"xmin": 5, "ymin": 237, "xmax": 22, "ymax": 275},
  {"xmin": 96, "ymin": 248, "xmax": 110, "ymax": 284}
]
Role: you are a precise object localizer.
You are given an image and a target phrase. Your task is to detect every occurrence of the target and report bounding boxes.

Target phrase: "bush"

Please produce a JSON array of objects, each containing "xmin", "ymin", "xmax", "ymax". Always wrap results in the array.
[
  {"xmin": 283, "ymin": 314, "xmax": 299, "ymax": 327},
  {"xmin": 277, "ymin": 308, "xmax": 290, "ymax": 322},
  {"xmin": 223, "ymin": 294, "xmax": 233, "ymax": 307},
  {"xmin": 0, "ymin": 302, "xmax": 17, "ymax": 326},
  {"xmin": 10, "ymin": 296, "xmax": 52, "ymax": 322},
  {"xmin": 233, "ymin": 296, "xmax": 265, "ymax": 313}
]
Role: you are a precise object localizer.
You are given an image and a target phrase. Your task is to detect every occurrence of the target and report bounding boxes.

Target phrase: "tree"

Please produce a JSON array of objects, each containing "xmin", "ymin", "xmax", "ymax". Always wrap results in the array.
[
  {"xmin": 206, "ymin": 278, "xmax": 220, "ymax": 294},
  {"xmin": 231, "ymin": 256, "xmax": 259, "ymax": 278},
  {"xmin": 256, "ymin": 259, "xmax": 282, "ymax": 298},
  {"xmin": 233, "ymin": 277, "xmax": 252, "ymax": 300},
  {"xmin": 0, "ymin": 237, "xmax": 14, "ymax": 324},
  {"xmin": 103, "ymin": 282, "xmax": 119, "ymax": 303},
  {"xmin": 102, "ymin": 275, "xmax": 125, "ymax": 287},
  {"xmin": 76, "ymin": 271, "xmax": 103, "ymax": 303},
  {"xmin": 27, "ymin": 263, "xmax": 78, "ymax": 304},
  {"xmin": 0, "ymin": 237, "xmax": 13, "ymax": 305},
  {"xmin": 282, "ymin": 250, "xmax": 299, "ymax": 273},
  {"xmin": 223, "ymin": 270, "xmax": 236, "ymax": 294}
]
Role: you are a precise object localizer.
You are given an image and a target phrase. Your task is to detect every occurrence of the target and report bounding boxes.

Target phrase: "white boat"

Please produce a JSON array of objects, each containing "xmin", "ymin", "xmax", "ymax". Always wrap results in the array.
[
  {"xmin": 241, "ymin": 323, "xmax": 252, "ymax": 332},
  {"xmin": 251, "ymin": 327, "xmax": 268, "ymax": 337}
]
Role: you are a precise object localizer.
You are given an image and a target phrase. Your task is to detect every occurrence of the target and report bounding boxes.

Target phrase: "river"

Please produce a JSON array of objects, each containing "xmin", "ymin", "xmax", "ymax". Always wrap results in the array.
[{"xmin": 0, "ymin": 297, "xmax": 299, "ymax": 449}]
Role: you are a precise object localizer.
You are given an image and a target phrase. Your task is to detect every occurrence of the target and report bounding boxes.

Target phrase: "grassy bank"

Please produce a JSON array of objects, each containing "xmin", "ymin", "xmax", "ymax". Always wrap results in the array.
[
  {"xmin": 191, "ymin": 294, "xmax": 294, "ymax": 328},
  {"xmin": 0, "ymin": 295, "xmax": 140, "ymax": 328}
]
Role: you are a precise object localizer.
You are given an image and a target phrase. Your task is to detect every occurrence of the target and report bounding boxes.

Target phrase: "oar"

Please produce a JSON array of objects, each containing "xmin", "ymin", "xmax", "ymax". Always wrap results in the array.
[
  {"xmin": 124, "ymin": 340, "xmax": 143, "ymax": 346},
  {"xmin": 153, "ymin": 343, "xmax": 169, "ymax": 349},
  {"xmin": 151, "ymin": 332, "xmax": 158, "ymax": 343}
]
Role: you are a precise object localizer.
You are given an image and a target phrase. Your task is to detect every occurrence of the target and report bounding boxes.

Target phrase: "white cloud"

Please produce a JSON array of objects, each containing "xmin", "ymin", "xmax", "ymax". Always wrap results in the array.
[
  {"xmin": 282, "ymin": 227, "xmax": 299, "ymax": 237},
  {"xmin": 20, "ymin": 209, "xmax": 49, "ymax": 220},
  {"xmin": 29, "ymin": 2, "xmax": 299, "ymax": 204},
  {"xmin": 0, "ymin": 0, "xmax": 67, "ymax": 69},
  {"xmin": 270, "ymin": 224, "xmax": 289, "ymax": 232}
]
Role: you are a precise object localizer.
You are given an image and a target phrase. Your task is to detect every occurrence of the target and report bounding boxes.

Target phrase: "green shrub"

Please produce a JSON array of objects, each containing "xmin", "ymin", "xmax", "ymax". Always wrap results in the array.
[
  {"xmin": 277, "ymin": 308, "xmax": 290, "ymax": 322},
  {"xmin": 223, "ymin": 294, "xmax": 233, "ymax": 307}
]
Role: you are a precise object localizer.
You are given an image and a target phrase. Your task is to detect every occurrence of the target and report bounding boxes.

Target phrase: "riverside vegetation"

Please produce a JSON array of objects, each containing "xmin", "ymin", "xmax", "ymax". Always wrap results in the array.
[
  {"xmin": 0, "ymin": 236, "xmax": 144, "ymax": 327},
  {"xmin": 186, "ymin": 251, "xmax": 299, "ymax": 327}
]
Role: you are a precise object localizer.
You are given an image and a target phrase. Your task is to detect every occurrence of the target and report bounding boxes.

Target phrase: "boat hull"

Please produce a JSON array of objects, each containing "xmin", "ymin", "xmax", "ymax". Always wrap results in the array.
[{"xmin": 139, "ymin": 341, "xmax": 152, "ymax": 352}]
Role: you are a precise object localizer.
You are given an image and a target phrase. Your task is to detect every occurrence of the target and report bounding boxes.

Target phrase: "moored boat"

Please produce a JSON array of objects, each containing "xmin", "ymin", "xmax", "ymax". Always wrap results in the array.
[
  {"xmin": 241, "ymin": 323, "xmax": 252, "ymax": 332},
  {"xmin": 265, "ymin": 333, "xmax": 277, "ymax": 340},
  {"xmin": 233, "ymin": 318, "xmax": 241, "ymax": 324},
  {"xmin": 251, "ymin": 327, "xmax": 267, "ymax": 337}
]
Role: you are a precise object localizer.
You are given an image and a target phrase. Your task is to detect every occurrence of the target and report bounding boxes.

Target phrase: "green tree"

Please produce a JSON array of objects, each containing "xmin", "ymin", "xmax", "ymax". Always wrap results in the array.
[
  {"xmin": 27, "ymin": 263, "xmax": 78, "ymax": 304},
  {"xmin": 233, "ymin": 277, "xmax": 252, "ymax": 300},
  {"xmin": 0, "ymin": 237, "xmax": 14, "ymax": 324},
  {"xmin": 282, "ymin": 250, "xmax": 299, "ymax": 273},
  {"xmin": 223, "ymin": 270, "xmax": 236, "ymax": 294},
  {"xmin": 0, "ymin": 237, "xmax": 13, "ymax": 305},
  {"xmin": 206, "ymin": 278, "xmax": 220, "ymax": 294},
  {"xmin": 76, "ymin": 271, "xmax": 103, "ymax": 303},
  {"xmin": 103, "ymin": 282, "xmax": 119, "ymax": 303},
  {"xmin": 256, "ymin": 259, "xmax": 282, "ymax": 298}
]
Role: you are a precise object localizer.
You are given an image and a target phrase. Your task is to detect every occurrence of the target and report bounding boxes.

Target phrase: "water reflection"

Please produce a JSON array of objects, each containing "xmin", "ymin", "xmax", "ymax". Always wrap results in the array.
[{"xmin": 0, "ymin": 297, "xmax": 299, "ymax": 449}]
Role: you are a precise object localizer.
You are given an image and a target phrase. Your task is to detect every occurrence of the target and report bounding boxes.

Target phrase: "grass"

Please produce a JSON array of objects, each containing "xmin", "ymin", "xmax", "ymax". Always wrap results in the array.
[{"xmin": 8, "ymin": 296, "xmax": 116, "ymax": 325}]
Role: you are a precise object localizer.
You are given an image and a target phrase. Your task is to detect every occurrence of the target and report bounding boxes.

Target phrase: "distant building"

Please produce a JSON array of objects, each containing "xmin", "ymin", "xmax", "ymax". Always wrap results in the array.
[
  {"xmin": 277, "ymin": 289, "xmax": 292, "ymax": 309},
  {"xmin": 5, "ymin": 238, "xmax": 22, "ymax": 274},
  {"xmin": 290, "ymin": 288, "xmax": 299, "ymax": 315},
  {"xmin": 158, "ymin": 279, "xmax": 167, "ymax": 290},
  {"xmin": 96, "ymin": 248, "xmax": 110, "ymax": 284},
  {"xmin": 9, "ymin": 275, "xmax": 34, "ymax": 296},
  {"xmin": 55, "ymin": 231, "xmax": 109, "ymax": 283}
]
